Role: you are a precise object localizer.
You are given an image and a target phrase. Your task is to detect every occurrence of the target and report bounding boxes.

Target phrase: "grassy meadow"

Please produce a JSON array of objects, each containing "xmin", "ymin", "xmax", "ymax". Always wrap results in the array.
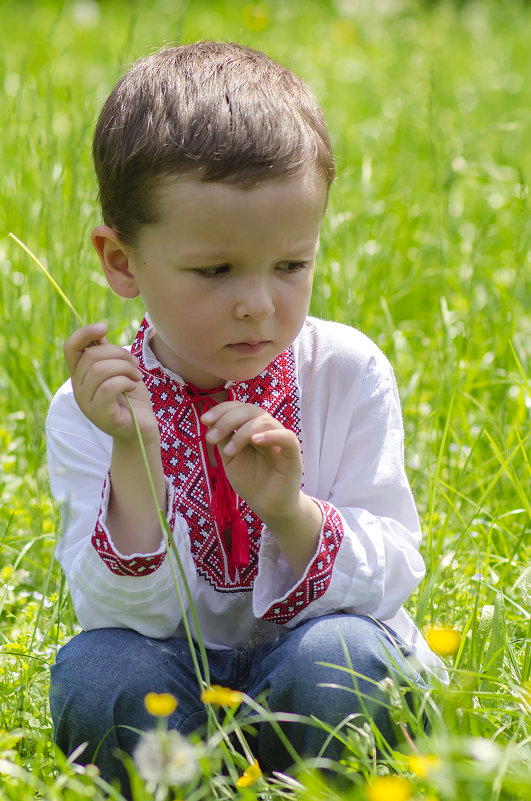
[{"xmin": 0, "ymin": 0, "xmax": 530, "ymax": 798}]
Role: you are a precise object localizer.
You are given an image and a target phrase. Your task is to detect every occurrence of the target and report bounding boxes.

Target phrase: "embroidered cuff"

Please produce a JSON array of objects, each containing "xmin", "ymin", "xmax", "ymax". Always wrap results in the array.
[
  {"xmin": 91, "ymin": 475, "xmax": 177, "ymax": 576},
  {"xmin": 260, "ymin": 499, "xmax": 344, "ymax": 624}
]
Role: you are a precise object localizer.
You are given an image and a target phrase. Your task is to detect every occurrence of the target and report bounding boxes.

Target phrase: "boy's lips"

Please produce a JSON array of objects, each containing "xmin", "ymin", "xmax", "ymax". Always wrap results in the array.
[{"xmin": 227, "ymin": 340, "xmax": 271, "ymax": 355}]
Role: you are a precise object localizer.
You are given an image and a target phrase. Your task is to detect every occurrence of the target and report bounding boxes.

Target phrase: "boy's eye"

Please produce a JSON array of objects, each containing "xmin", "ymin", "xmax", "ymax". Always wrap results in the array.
[
  {"xmin": 195, "ymin": 265, "xmax": 230, "ymax": 277},
  {"xmin": 276, "ymin": 261, "xmax": 307, "ymax": 273}
]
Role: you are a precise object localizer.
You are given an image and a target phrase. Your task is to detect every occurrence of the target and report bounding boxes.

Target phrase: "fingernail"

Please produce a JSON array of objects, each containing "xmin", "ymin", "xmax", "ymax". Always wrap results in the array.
[{"xmin": 223, "ymin": 441, "xmax": 236, "ymax": 455}]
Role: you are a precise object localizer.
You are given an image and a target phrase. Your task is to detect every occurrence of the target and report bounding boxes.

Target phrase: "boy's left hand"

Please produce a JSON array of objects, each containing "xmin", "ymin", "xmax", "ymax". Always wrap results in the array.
[
  {"xmin": 201, "ymin": 401, "xmax": 322, "ymax": 577},
  {"xmin": 201, "ymin": 401, "xmax": 303, "ymax": 528}
]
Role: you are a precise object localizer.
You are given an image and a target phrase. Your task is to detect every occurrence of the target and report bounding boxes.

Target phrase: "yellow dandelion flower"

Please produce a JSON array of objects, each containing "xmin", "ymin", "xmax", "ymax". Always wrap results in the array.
[
  {"xmin": 200, "ymin": 685, "xmax": 244, "ymax": 707},
  {"xmin": 407, "ymin": 753, "xmax": 442, "ymax": 777},
  {"xmin": 236, "ymin": 758, "xmax": 262, "ymax": 788},
  {"xmin": 425, "ymin": 625, "xmax": 461, "ymax": 657},
  {"xmin": 365, "ymin": 775, "xmax": 413, "ymax": 801},
  {"xmin": 144, "ymin": 692, "xmax": 178, "ymax": 717}
]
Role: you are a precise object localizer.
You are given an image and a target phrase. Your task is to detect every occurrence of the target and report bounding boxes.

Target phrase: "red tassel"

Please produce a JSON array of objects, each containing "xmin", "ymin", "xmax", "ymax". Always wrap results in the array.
[
  {"xmin": 211, "ymin": 466, "xmax": 233, "ymax": 531},
  {"xmin": 230, "ymin": 513, "xmax": 249, "ymax": 570},
  {"xmin": 210, "ymin": 452, "xmax": 249, "ymax": 573},
  {"xmin": 183, "ymin": 386, "xmax": 249, "ymax": 577}
]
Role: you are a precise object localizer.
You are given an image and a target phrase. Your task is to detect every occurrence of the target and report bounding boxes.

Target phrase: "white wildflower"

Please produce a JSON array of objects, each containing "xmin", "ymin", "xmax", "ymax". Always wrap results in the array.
[{"xmin": 134, "ymin": 729, "xmax": 199, "ymax": 788}]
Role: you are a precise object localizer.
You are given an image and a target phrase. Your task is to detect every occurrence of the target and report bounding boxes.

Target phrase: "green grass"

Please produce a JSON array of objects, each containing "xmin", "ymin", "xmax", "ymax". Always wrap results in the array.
[{"xmin": 1, "ymin": 0, "xmax": 530, "ymax": 798}]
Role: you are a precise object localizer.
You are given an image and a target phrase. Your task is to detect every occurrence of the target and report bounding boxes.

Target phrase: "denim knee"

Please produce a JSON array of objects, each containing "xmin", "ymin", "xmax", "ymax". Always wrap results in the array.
[
  {"xmin": 49, "ymin": 628, "xmax": 208, "ymax": 784},
  {"xmin": 251, "ymin": 614, "xmax": 412, "ymax": 703},
  {"xmin": 247, "ymin": 614, "xmax": 420, "ymax": 769}
]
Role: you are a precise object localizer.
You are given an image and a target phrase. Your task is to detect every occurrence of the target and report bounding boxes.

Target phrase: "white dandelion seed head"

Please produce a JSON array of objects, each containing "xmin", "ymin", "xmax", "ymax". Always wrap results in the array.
[
  {"xmin": 376, "ymin": 676, "xmax": 394, "ymax": 693},
  {"xmin": 134, "ymin": 729, "xmax": 199, "ymax": 787}
]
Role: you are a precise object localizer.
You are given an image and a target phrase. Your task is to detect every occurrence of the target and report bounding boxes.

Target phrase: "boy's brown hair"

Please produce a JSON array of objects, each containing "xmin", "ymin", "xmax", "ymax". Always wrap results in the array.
[{"xmin": 93, "ymin": 41, "xmax": 335, "ymax": 245}]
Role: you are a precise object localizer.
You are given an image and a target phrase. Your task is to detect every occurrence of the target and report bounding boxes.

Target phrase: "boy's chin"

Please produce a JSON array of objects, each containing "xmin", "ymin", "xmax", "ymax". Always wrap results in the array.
[{"xmin": 225, "ymin": 356, "xmax": 279, "ymax": 384}]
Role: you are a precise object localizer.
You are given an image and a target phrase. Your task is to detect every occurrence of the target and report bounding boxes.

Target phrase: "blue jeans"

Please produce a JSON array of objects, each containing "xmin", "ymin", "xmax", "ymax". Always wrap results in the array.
[{"xmin": 49, "ymin": 614, "xmax": 422, "ymax": 796}]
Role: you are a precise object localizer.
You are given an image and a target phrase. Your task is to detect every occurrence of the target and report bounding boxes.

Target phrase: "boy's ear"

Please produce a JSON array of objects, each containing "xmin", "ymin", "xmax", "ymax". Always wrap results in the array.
[{"xmin": 91, "ymin": 226, "xmax": 140, "ymax": 299}]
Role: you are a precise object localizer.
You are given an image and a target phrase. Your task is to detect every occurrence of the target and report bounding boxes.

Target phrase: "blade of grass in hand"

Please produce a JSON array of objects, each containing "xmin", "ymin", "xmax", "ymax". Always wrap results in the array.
[{"xmin": 8, "ymin": 232, "xmax": 86, "ymax": 326}]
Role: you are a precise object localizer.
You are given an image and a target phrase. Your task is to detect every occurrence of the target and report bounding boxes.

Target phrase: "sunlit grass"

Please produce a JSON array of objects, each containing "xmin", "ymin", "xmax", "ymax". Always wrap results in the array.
[{"xmin": 1, "ymin": 0, "xmax": 530, "ymax": 798}]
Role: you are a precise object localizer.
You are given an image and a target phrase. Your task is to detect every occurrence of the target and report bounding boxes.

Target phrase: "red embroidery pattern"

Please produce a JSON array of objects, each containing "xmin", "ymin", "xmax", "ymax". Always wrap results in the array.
[
  {"xmin": 91, "ymin": 478, "xmax": 173, "ymax": 576},
  {"xmin": 92, "ymin": 520, "xmax": 166, "ymax": 576},
  {"xmin": 95, "ymin": 317, "xmax": 302, "ymax": 590},
  {"xmin": 261, "ymin": 500, "xmax": 344, "ymax": 624}
]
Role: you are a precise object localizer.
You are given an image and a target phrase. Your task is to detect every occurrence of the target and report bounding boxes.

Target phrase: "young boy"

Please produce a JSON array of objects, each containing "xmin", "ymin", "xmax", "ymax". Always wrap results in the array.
[{"xmin": 46, "ymin": 41, "xmax": 443, "ymax": 794}]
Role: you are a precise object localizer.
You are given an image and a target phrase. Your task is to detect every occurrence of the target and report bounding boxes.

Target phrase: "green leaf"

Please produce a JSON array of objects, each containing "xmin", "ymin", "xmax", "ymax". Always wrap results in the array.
[{"xmin": 480, "ymin": 590, "xmax": 506, "ymax": 697}]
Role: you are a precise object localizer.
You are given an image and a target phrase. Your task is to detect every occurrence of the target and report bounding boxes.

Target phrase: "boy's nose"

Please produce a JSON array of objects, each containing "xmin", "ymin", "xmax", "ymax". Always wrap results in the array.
[{"xmin": 233, "ymin": 279, "xmax": 275, "ymax": 320}]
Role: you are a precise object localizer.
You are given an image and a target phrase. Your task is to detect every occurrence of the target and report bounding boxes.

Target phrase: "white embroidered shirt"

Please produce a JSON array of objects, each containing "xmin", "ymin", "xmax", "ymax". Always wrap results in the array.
[{"xmin": 46, "ymin": 315, "xmax": 445, "ymax": 678}]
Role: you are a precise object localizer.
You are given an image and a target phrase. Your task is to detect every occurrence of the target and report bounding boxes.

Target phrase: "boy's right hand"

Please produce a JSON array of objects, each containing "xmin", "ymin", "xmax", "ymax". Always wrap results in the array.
[{"xmin": 64, "ymin": 323, "xmax": 158, "ymax": 444}]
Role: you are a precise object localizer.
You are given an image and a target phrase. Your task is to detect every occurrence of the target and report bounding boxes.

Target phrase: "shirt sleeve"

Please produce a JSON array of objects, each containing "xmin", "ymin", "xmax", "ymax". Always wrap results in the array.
[
  {"xmin": 46, "ymin": 383, "xmax": 196, "ymax": 639},
  {"xmin": 253, "ymin": 329, "xmax": 425, "ymax": 627}
]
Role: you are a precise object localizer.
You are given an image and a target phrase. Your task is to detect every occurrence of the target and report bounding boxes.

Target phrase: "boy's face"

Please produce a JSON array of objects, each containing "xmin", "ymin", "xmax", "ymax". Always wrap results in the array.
[{"xmin": 123, "ymin": 171, "xmax": 326, "ymax": 388}]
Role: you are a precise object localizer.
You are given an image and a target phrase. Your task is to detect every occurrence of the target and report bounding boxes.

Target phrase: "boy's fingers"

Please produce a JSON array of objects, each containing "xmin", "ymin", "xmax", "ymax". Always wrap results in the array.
[
  {"xmin": 200, "ymin": 400, "xmax": 243, "ymax": 426},
  {"xmin": 250, "ymin": 427, "xmax": 300, "ymax": 458},
  {"xmin": 219, "ymin": 415, "xmax": 294, "ymax": 459},
  {"xmin": 75, "ymin": 345, "xmax": 140, "ymax": 378},
  {"xmin": 64, "ymin": 323, "xmax": 108, "ymax": 374},
  {"xmin": 66, "ymin": 337, "xmax": 141, "ymax": 391},
  {"xmin": 202, "ymin": 403, "xmax": 273, "ymax": 434},
  {"xmin": 77, "ymin": 358, "xmax": 143, "ymax": 403},
  {"xmin": 205, "ymin": 409, "xmax": 277, "ymax": 447},
  {"xmin": 87, "ymin": 375, "xmax": 142, "ymax": 409}
]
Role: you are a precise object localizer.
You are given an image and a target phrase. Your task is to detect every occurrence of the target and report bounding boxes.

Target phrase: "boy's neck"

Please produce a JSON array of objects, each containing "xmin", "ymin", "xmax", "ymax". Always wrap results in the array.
[{"xmin": 185, "ymin": 382, "xmax": 229, "ymax": 403}]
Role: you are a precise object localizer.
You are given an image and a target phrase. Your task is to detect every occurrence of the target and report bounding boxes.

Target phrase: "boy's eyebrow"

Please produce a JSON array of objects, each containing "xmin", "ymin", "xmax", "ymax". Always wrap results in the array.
[
  {"xmin": 177, "ymin": 247, "xmax": 231, "ymax": 263},
  {"xmin": 176, "ymin": 238, "xmax": 320, "ymax": 265}
]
